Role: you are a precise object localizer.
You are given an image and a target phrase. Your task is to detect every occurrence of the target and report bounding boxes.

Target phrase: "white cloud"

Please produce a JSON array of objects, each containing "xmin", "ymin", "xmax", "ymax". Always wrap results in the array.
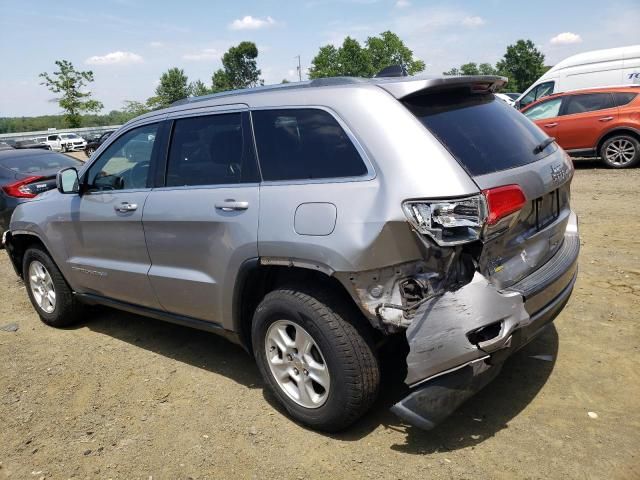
[
  {"xmin": 182, "ymin": 48, "xmax": 219, "ymax": 61},
  {"xmin": 395, "ymin": 0, "xmax": 410, "ymax": 7},
  {"xmin": 229, "ymin": 15, "xmax": 276, "ymax": 30},
  {"xmin": 85, "ymin": 51, "xmax": 143, "ymax": 65},
  {"xmin": 461, "ymin": 16, "xmax": 485, "ymax": 27},
  {"xmin": 550, "ymin": 32, "xmax": 582, "ymax": 45},
  {"xmin": 148, "ymin": 41, "xmax": 164, "ymax": 48}
]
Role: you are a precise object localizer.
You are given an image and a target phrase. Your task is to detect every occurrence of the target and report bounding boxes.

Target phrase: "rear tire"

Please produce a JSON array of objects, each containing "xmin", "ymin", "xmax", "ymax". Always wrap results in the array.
[
  {"xmin": 600, "ymin": 134, "xmax": 640, "ymax": 168},
  {"xmin": 252, "ymin": 287, "xmax": 380, "ymax": 432},
  {"xmin": 23, "ymin": 247, "xmax": 84, "ymax": 327}
]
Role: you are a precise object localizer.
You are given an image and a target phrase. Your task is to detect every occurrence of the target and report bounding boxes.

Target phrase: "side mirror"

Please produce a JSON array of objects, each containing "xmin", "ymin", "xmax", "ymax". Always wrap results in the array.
[{"xmin": 57, "ymin": 167, "xmax": 80, "ymax": 194}]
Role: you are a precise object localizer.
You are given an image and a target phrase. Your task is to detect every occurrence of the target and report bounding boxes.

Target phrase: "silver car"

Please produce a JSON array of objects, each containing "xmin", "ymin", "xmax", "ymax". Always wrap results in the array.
[{"xmin": 4, "ymin": 75, "xmax": 579, "ymax": 432}]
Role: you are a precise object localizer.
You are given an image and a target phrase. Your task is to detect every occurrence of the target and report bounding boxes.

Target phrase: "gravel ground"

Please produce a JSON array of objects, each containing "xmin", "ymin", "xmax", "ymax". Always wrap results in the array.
[{"xmin": 0, "ymin": 160, "xmax": 639, "ymax": 479}]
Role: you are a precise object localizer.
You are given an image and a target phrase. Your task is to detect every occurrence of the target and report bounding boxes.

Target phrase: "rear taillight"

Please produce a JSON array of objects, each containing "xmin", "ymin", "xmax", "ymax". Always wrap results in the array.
[
  {"xmin": 403, "ymin": 184, "xmax": 526, "ymax": 246},
  {"xmin": 482, "ymin": 184, "xmax": 526, "ymax": 225},
  {"xmin": 2, "ymin": 176, "xmax": 45, "ymax": 199}
]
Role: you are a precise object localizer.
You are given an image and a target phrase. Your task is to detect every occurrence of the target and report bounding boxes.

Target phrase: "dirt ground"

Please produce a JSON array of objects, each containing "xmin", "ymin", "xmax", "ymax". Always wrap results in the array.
[{"xmin": 1, "ymin": 160, "xmax": 639, "ymax": 480}]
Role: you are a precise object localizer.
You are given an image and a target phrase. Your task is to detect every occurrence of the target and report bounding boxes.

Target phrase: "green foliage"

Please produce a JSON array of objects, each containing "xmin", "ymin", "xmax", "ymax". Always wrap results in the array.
[
  {"xmin": 496, "ymin": 39, "xmax": 546, "ymax": 92},
  {"xmin": 0, "ymin": 110, "xmax": 133, "ymax": 134},
  {"xmin": 308, "ymin": 30, "xmax": 425, "ymax": 79},
  {"xmin": 122, "ymin": 100, "xmax": 151, "ymax": 117},
  {"xmin": 211, "ymin": 41, "xmax": 263, "ymax": 93},
  {"xmin": 190, "ymin": 79, "xmax": 211, "ymax": 97},
  {"xmin": 366, "ymin": 31, "xmax": 425, "ymax": 75},
  {"xmin": 444, "ymin": 62, "xmax": 498, "ymax": 76},
  {"xmin": 149, "ymin": 67, "xmax": 191, "ymax": 109},
  {"xmin": 39, "ymin": 60, "xmax": 104, "ymax": 128}
]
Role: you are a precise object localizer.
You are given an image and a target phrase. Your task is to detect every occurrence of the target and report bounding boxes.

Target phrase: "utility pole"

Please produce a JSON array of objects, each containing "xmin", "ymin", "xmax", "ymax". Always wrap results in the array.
[{"xmin": 294, "ymin": 55, "xmax": 302, "ymax": 82}]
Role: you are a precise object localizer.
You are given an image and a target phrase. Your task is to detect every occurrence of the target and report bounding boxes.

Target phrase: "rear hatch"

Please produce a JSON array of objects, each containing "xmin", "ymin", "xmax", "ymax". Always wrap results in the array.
[{"xmin": 399, "ymin": 80, "xmax": 573, "ymax": 289}]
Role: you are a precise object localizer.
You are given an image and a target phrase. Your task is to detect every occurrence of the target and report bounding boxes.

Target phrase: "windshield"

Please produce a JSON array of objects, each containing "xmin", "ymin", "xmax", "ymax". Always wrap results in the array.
[
  {"xmin": 0, "ymin": 153, "xmax": 81, "ymax": 174},
  {"xmin": 404, "ymin": 89, "xmax": 555, "ymax": 176}
]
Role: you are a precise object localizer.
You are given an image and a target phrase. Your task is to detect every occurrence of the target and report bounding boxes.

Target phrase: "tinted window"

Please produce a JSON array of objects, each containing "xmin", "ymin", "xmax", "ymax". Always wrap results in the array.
[
  {"xmin": 252, "ymin": 109, "xmax": 367, "ymax": 181},
  {"xmin": 166, "ymin": 113, "xmax": 257, "ymax": 187},
  {"xmin": 405, "ymin": 90, "xmax": 554, "ymax": 176},
  {"xmin": 86, "ymin": 123, "xmax": 158, "ymax": 191},
  {"xmin": 564, "ymin": 93, "xmax": 614, "ymax": 115},
  {"xmin": 0, "ymin": 153, "xmax": 80, "ymax": 174},
  {"xmin": 613, "ymin": 92, "xmax": 637, "ymax": 106},
  {"xmin": 47, "ymin": 135, "xmax": 58, "ymax": 141},
  {"xmin": 524, "ymin": 98, "xmax": 562, "ymax": 120}
]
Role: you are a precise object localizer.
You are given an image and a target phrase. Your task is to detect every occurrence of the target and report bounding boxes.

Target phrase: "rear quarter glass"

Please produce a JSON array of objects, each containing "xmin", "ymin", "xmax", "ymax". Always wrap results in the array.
[{"xmin": 404, "ymin": 90, "xmax": 554, "ymax": 176}]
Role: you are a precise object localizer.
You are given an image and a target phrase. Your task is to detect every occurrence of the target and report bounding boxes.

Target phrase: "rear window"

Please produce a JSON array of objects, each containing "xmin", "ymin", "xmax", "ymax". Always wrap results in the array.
[
  {"xmin": 252, "ymin": 109, "xmax": 368, "ymax": 181},
  {"xmin": 564, "ymin": 93, "xmax": 614, "ymax": 115},
  {"xmin": 613, "ymin": 92, "xmax": 637, "ymax": 106},
  {"xmin": 404, "ymin": 89, "xmax": 554, "ymax": 176},
  {"xmin": 0, "ymin": 153, "xmax": 80, "ymax": 174}
]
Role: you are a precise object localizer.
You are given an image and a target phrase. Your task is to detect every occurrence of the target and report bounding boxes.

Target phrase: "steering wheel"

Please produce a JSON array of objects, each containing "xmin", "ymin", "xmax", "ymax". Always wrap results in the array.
[{"xmin": 127, "ymin": 161, "xmax": 150, "ymax": 188}]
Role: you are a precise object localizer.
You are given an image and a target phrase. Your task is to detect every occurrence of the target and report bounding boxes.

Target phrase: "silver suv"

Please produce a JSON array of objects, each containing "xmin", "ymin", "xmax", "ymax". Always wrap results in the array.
[{"xmin": 4, "ymin": 75, "xmax": 579, "ymax": 432}]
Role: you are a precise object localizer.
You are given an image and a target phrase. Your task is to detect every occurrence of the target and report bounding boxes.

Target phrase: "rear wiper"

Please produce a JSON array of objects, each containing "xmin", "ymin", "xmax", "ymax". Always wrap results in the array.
[{"xmin": 533, "ymin": 137, "xmax": 555, "ymax": 154}]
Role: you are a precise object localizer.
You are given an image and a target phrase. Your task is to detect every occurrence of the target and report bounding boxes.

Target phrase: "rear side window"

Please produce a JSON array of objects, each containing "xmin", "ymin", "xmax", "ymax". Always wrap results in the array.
[
  {"xmin": 564, "ymin": 93, "xmax": 614, "ymax": 115},
  {"xmin": 613, "ymin": 92, "xmax": 637, "ymax": 106},
  {"xmin": 405, "ymin": 90, "xmax": 554, "ymax": 176},
  {"xmin": 252, "ymin": 109, "xmax": 367, "ymax": 181},
  {"xmin": 166, "ymin": 113, "xmax": 258, "ymax": 187}
]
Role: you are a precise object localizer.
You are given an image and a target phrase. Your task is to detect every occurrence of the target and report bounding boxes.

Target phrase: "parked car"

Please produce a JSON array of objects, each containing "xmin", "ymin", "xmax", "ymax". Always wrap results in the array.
[
  {"xmin": 85, "ymin": 130, "xmax": 115, "ymax": 157},
  {"xmin": 14, "ymin": 140, "xmax": 52, "ymax": 150},
  {"xmin": 521, "ymin": 86, "xmax": 640, "ymax": 168},
  {"xmin": 516, "ymin": 44, "xmax": 640, "ymax": 109},
  {"xmin": 4, "ymin": 75, "xmax": 579, "ymax": 432},
  {"xmin": 495, "ymin": 92, "xmax": 519, "ymax": 106},
  {"xmin": 44, "ymin": 133, "xmax": 87, "ymax": 152},
  {"xmin": 0, "ymin": 142, "xmax": 14, "ymax": 151},
  {"xmin": 0, "ymin": 149, "xmax": 82, "ymax": 239}
]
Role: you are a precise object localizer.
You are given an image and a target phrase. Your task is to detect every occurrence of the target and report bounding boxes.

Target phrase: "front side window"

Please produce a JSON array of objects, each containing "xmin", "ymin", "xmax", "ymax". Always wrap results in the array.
[
  {"xmin": 252, "ymin": 108, "xmax": 367, "ymax": 181},
  {"xmin": 166, "ymin": 113, "xmax": 257, "ymax": 187},
  {"xmin": 85, "ymin": 123, "xmax": 158, "ymax": 192},
  {"xmin": 520, "ymin": 81, "xmax": 555, "ymax": 108},
  {"xmin": 523, "ymin": 98, "xmax": 563, "ymax": 120},
  {"xmin": 564, "ymin": 93, "xmax": 614, "ymax": 115}
]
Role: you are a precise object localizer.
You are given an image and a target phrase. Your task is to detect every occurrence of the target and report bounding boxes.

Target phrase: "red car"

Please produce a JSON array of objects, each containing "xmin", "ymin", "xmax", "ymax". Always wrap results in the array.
[{"xmin": 521, "ymin": 87, "xmax": 640, "ymax": 168}]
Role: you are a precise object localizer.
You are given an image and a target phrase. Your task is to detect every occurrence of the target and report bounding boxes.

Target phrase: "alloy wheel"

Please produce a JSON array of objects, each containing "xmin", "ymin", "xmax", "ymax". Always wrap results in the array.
[
  {"xmin": 28, "ymin": 260, "xmax": 56, "ymax": 314},
  {"xmin": 605, "ymin": 138, "xmax": 636, "ymax": 166},
  {"xmin": 265, "ymin": 320, "xmax": 331, "ymax": 409}
]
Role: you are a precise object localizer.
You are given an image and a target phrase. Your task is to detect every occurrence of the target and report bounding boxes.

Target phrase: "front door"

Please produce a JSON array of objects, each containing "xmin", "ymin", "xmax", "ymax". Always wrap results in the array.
[
  {"xmin": 64, "ymin": 122, "xmax": 163, "ymax": 308},
  {"xmin": 523, "ymin": 96, "xmax": 565, "ymax": 143},
  {"xmin": 142, "ymin": 110, "xmax": 260, "ymax": 323}
]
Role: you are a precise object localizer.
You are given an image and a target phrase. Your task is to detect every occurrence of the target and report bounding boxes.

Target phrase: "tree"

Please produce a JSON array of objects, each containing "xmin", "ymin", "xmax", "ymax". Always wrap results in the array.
[
  {"xmin": 122, "ymin": 100, "xmax": 151, "ymax": 117},
  {"xmin": 366, "ymin": 31, "xmax": 425, "ymax": 75},
  {"xmin": 443, "ymin": 62, "xmax": 498, "ymax": 76},
  {"xmin": 149, "ymin": 68, "xmax": 190, "ymax": 109},
  {"xmin": 496, "ymin": 39, "xmax": 546, "ymax": 92},
  {"xmin": 39, "ymin": 60, "xmax": 103, "ymax": 128},
  {"xmin": 211, "ymin": 41, "xmax": 263, "ymax": 93},
  {"xmin": 308, "ymin": 30, "xmax": 425, "ymax": 79},
  {"xmin": 190, "ymin": 79, "xmax": 211, "ymax": 97}
]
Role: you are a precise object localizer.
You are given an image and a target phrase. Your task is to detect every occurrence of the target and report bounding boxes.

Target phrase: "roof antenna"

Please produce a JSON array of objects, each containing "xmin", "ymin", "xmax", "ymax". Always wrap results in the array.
[{"xmin": 374, "ymin": 64, "xmax": 408, "ymax": 78}]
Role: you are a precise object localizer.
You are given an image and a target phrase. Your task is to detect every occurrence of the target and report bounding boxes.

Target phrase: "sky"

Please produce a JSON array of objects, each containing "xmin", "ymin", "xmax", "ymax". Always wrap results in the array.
[{"xmin": 0, "ymin": 0, "xmax": 639, "ymax": 116}]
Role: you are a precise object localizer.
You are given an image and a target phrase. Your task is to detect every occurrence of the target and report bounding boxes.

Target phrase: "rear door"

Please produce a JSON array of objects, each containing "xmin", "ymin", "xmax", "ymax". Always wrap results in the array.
[
  {"xmin": 63, "ymin": 122, "xmax": 164, "ymax": 308},
  {"xmin": 556, "ymin": 92, "xmax": 618, "ymax": 150},
  {"xmin": 142, "ymin": 108, "xmax": 260, "ymax": 323}
]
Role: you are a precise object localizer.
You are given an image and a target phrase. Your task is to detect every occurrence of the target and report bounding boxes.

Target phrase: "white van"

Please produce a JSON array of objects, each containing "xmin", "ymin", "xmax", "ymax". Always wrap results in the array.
[{"xmin": 517, "ymin": 45, "xmax": 640, "ymax": 109}]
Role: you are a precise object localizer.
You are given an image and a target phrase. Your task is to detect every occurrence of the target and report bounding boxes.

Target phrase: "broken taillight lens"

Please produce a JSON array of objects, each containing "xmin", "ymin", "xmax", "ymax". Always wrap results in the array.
[
  {"xmin": 402, "ymin": 195, "xmax": 487, "ymax": 246},
  {"xmin": 403, "ymin": 185, "xmax": 526, "ymax": 246},
  {"xmin": 1, "ymin": 176, "xmax": 45, "ymax": 199}
]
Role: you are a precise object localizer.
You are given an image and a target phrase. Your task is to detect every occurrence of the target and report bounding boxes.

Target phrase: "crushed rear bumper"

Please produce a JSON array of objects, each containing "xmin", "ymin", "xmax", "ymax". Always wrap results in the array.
[{"xmin": 392, "ymin": 212, "xmax": 579, "ymax": 429}]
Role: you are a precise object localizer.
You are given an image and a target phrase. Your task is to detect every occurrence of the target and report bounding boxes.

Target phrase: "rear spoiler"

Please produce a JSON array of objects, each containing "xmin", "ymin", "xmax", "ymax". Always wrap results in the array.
[{"xmin": 376, "ymin": 75, "xmax": 508, "ymax": 100}]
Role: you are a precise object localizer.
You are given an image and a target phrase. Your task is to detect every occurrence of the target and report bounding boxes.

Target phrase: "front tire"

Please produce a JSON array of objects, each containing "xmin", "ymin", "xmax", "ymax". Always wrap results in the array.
[
  {"xmin": 23, "ymin": 247, "xmax": 84, "ymax": 327},
  {"xmin": 252, "ymin": 287, "xmax": 380, "ymax": 432},
  {"xmin": 600, "ymin": 134, "xmax": 640, "ymax": 168}
]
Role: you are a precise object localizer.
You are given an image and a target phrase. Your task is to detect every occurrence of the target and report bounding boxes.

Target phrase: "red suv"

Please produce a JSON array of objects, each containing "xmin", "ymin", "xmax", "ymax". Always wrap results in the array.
[{"xmin": 521, "ymin": 87, "xmax": 640, "ymax": 168}]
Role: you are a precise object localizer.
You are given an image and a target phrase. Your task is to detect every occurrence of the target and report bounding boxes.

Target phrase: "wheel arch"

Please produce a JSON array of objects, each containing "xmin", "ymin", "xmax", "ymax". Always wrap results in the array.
[
  {"xmin": 596, "ymin": 127, "xmax": 640, "ymax": 156},
  {"xmin": 232, "ymin": 260, "xmax": 373, "ymax": 353},
  {"xmin": 4, "ymin": 231, "xmax": 52, "ymax": 278}
]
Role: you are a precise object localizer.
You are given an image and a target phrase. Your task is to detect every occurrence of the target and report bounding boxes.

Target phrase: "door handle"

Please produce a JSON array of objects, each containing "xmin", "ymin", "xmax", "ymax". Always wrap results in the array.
[
  {"xmin": 544, "ymin": 122, "xmax": 558, "ymax": 128},
  {"xmin": 598, "ymin": 116, "xmax": 614, "ymax": 122},
  {"xmin": 215, "ymin": 200, "xmax": 249, "ymax": 211},
  {"xmin": 114, "ymin": 202, "xmax": 138, "ymax": 213}
]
